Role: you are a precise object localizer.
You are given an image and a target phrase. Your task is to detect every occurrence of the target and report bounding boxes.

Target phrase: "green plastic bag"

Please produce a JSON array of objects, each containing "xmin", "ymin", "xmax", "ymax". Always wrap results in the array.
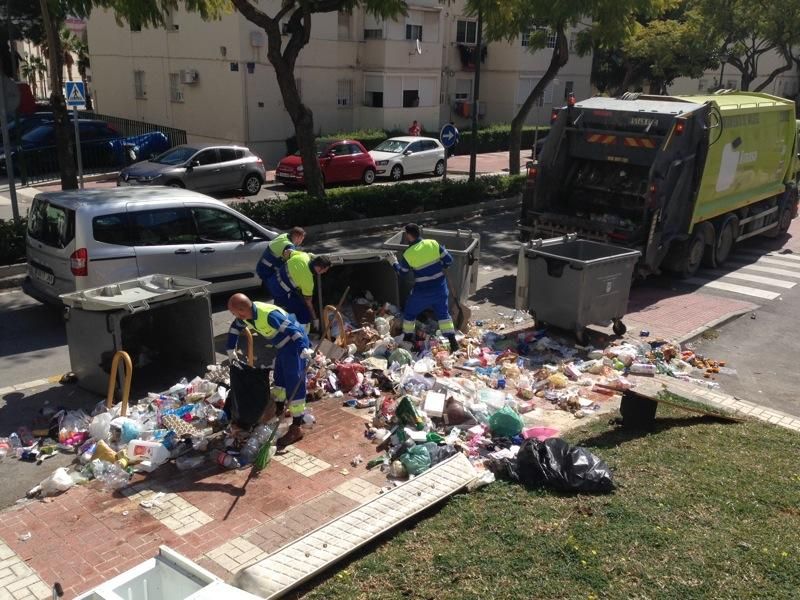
[
  {"xmin": 388, "ymin": 347, "xmax": 413, "ymax": 367},
  {"xmin": 399, "ymin": 444, "xmax": 432, "ymax": 476},
  {"xmin": 489, "ymin": 405, "xmax": 524, "ymax": 438},
  {"xmin": 395, "ymin": 395, "xmax": 426, "ymax": 430}
]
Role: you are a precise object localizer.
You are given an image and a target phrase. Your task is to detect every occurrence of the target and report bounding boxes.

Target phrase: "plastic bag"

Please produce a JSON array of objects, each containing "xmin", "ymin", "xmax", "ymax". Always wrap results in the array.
[
  {"xmin": 226, "ymin": 361, "xmax": 272, "ymax": 428},
  {"xmin": 336, "ymin": 363, "xmax": 366, "ymax": 392},
  {"xmin": 398, "ymin": 445, "xmax": 431, "ymax": 476},
  {"xmin": 38, "ymin": 467, "xmax": 75, "ymax": 497},
  {"xmin": 488, "ymin": 406, "xmax": 524, "ymax": 438},
  {"xmin": 395, "ymin": 396, "xmax": 426, "ymax": 430},
  {"xmin": 492, "ymin": 438, "xmax": 614, "ymax": 493},
  {"xmin": 88, "ymin": 413, "xmax": 112, "ymax": 441},
  {"xmin": 388, "ymin": 347, "xmax": 413, "ymax": 367}
]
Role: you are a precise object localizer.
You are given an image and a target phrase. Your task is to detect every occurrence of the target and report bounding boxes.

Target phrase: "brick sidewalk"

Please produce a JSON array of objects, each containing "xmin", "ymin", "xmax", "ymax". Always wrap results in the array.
[{"xmin": 0, "ymin": 398, "xmax": 385, "ymax": 598}]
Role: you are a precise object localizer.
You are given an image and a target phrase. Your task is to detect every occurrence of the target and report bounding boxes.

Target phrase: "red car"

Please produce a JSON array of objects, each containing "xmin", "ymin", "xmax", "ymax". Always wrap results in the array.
[{"xmin": 276, "ymin": 140, "xmax": 376, "ymax": 187}]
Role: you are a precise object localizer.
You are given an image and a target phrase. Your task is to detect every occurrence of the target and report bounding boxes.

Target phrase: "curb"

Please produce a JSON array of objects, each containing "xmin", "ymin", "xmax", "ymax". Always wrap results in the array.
[
  {"xmin": 676, "ymin": 307, "xmax": 754, "ymax": 346},
  {"xmin": 306, "ymin": 194, "xmax": 522, "ymax": 241}
]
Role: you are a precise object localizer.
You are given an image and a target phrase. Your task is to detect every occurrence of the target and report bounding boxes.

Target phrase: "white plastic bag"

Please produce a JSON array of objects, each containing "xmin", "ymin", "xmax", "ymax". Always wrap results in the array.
[
  {"xmin": 38, "ymin": 467, "xmax": 75, "ymax": 497},
  {"xmin": 88, "ymin": 412, "xmax": 112, "ymax": 441}
]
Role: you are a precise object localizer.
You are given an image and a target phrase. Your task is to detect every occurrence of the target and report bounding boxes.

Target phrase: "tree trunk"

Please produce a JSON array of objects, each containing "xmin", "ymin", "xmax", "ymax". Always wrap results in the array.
[
  {"xmin": 753, "ymin": 50, "xmax": 793, "ymax": 92},
  {"xmin": 39, "ymin": 0, "xmax": 77, "ymax": 190},
  {"xmin": 509, "ymin": 26, "xmax": 569, "ymax": 175},
  {"xmin": 231, "ymin": 0, "xmax": 325, "ymax": 199}
]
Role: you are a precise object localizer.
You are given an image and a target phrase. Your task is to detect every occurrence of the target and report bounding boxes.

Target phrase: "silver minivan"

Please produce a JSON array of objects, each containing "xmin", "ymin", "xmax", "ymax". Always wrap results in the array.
[{"xmin": 23, "ymin": 187, "xmax": 278, "ymax": 305}]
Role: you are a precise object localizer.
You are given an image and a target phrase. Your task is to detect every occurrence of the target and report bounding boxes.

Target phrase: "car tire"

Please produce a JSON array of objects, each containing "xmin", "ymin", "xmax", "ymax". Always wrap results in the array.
[
  {"xmin": 166, "ymin": 180, "xmax": 185, "ymax": 188},
  {"xmin": 243, "ymin": 174, "xmax": 262, "ymax": 196},
  {"xmin": 362, "ymin": 168, "xmax": 376, "ymax": 185},
  {"xmin": 390, "ymin": 164, "xmax": 403, "ymax": 181},
  {"xmin": 434, "ymin": 160, "xmax": 445, "ymax": 176}
]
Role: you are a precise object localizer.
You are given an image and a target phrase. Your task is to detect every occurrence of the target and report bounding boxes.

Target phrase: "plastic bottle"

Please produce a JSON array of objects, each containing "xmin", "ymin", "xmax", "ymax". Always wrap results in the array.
[
  {"xmin": 213, "ymin": 450, "xmax": 241, "ymax": 469},
  {"xmin": 127, "ymin": 439, "xmax": 170, "ymax": 466},
  {"xmin": 629, "ymin": 363, "xmax": 657, "ymax": 376},
  {"xmin": 239, "ymin": 438, "xmax": 260, "ymax": 465}
]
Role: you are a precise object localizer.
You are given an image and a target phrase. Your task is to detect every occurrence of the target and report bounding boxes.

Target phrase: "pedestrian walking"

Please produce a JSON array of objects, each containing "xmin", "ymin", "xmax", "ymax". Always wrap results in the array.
[
  {"xmin": 388, "ymin": 223, "xmax": 459, "ymax": 352},
  {"xmin": 256, "ymin": 227, "xmax": 306, "ymax": 302},
  {"xmin": 226, "ymin": 294, "xmax": 314, "ymax": 448},
  {"xmin": 274, "ymin": 251, "xmax": 332, "ymax": 332}
]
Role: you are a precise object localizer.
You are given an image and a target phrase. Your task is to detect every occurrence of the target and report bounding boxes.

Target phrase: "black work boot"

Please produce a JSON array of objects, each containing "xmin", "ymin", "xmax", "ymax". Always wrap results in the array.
[{"xmin": 446, "ymin": 334, "xmax": 459, "ymax": 353}]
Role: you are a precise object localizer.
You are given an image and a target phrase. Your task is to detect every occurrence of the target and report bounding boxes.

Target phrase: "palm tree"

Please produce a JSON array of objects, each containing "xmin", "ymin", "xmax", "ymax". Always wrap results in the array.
[
  {"xmin": 20, "ymin": 56, "xmax": 38, "ymax": 98},
  {"xmin": 59, "ymin": 29, "xmax": 77, "ymax": 82},
  {"xmin": 72, "ymin": 36, "xmax": 92, "ymax": 109}
]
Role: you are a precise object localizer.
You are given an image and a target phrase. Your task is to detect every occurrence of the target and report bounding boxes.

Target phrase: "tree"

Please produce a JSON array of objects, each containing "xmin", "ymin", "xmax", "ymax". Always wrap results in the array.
[
  {"xmin": 229, "ymin": 0, "xmax": 406, "ymax": 200},
  {"xmin": 692, "ymin": 0, "xmax": 800, "ymax": 92},
  {"xmin": 20, "ymin": 55, "xmax": 41, "ymax": 98},
  {"xmin": 0, "ymin": 0, "xmax": 47, "ymax": 78},
  {"xmin": 469, "ymin": 0, "xmax": 670, "ymax": 175},
  {"xmin": 620, "ymin": 4, "xmax": 719, "ymax": 94},
  {"xmin": 36, "ymin": 1, "xmax": 228, "ymax": 190}
]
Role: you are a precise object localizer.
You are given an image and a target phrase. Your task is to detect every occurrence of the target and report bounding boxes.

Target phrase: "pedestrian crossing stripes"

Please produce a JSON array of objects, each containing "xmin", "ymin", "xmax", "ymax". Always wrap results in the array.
[{"xmin": 683, "ymin": 245, "xmax": 800, "ymax": 302}]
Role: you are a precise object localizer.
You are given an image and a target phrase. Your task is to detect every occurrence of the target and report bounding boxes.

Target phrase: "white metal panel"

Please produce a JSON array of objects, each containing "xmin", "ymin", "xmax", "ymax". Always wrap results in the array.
[{"xmin": 234, "ymin": 454, "xmax": 477, "ymax": 599}]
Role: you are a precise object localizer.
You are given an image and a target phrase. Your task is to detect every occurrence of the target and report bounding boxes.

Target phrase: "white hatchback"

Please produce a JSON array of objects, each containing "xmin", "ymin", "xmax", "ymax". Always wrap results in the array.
[{"xmin": 369, "ymin": 136, "xmax": 446, "ymax": 181}]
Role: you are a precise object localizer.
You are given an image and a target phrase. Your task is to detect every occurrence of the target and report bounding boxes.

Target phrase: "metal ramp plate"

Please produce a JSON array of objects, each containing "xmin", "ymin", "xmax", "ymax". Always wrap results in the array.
[{"xmin": 234, "ymin": 453, "xmax": 477, "ymax": 598}]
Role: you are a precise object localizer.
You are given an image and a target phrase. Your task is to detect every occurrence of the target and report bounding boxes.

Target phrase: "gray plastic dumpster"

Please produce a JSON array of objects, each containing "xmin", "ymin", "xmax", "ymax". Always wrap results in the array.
[
  {"xmin": 60, "ymin": 274, "xmax": 215, "ymax": 396},
  {"xmin": 315, "ymin": 250, "xmax": 400, "ymax": 310},
  {"xmin": 383, "ymin": 227, "xmax": 480, "ymax": 302},
  {"xmin": 518, "ymin": 235, "xmax": 640, "ymax": 342}
]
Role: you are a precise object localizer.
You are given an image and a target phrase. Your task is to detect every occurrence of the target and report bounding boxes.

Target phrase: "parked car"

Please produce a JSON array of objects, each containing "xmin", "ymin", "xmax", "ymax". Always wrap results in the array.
[
  {"xmin": 122, "ymin": 131, "xmax": 172, "ymax": 164},
  {"xmin": 369, "ymin": 136, "xmax": 445, "ymax": 181},
  {"xmin": 23, "ymin": 187, "xmax": 278, "ymax": 306},
  {"xmin": 276, "ymin": 139, "xmax": 376, "ymax": 186},
  {"xmin": 118, "ymin": 144, "xmax": 266, "ymax": 195},
  {"xmin": 0, "ymin": 119, "xmax": 125, "ymax": 174}
]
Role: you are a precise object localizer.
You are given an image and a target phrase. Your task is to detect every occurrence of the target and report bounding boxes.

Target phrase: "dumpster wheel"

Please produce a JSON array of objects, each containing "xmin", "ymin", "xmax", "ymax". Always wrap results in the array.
[
  {"xmin": 612, "ymin": 319, "xmax": 627, "ymax": 337},
  {"xmin": 575, "ymin": 328, "xmax": 588, "ymax": 345}
]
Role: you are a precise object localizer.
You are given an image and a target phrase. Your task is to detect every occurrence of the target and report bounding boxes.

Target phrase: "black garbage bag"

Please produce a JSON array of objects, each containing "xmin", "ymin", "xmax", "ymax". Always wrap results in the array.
[
  {"xmin": 491, "ymin": 438, "xmax": 615, "ymax": 493},
  {"xmin": 225, "ymin": 361, "xmax": 272, "ymax": 429}
]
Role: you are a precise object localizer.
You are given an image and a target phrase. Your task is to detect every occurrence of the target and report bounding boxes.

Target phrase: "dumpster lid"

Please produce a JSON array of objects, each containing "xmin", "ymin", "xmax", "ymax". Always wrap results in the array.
[
  {"xmin": 524, "ymin": 235, "xmax": 641, "ymax": 264},
  {"xmin": 60, "ymin": 274, "xmax": 211, "ymax": 312},
  {"xmin": 326, "ymin": 249, "xmax": 395, "ymax": 265},
  {"xmin": 383, "ymin": 227, "xmax": 479, "ymax": 254}
]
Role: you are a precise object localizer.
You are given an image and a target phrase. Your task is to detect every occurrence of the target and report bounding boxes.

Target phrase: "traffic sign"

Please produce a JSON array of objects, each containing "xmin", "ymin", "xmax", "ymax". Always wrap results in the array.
[
  {"xmin": 65, "ymin": 81, "xmax": 86, "ymax": 107},
  {"xmin": 440, "ymin": 123, "xmax": 459, "ymax": 149}
]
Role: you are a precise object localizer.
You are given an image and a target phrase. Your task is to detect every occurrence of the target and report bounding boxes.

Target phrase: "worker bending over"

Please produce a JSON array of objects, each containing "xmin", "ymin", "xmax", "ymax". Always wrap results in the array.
[
  {"xmin": 389, "ymin": 223, "xmax": 458, "ymax": 352},
  {"xmin": 226, "ymin": 293, "xmax": 313, "ymax": 448},
  {"xmin": 256, "ymin": 227, "xmax": 305, "ymax": 302},
  {"xmin": 274, "ymin": 251, "xmax": 332, "ymax": 332}
]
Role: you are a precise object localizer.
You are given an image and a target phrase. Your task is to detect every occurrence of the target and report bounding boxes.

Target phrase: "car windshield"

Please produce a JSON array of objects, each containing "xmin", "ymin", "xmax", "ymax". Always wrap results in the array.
[
  {"xmin": 21, "ymin": 125, "xmax": 55, "ymax": 145},
  {"xmin": 152, "ymin": 146, "xmax": 198, "ymax": 165},
  {"xmin": 373, "ymin": 139, "xmax": 409, "ymax": 153}
]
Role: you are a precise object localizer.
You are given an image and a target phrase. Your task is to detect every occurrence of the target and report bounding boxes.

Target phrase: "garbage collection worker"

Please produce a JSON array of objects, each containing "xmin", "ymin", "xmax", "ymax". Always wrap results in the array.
[
  {"xmin": 274, "ymin": 251, "xmax": 332, "ymax": 333},
  {"xmin": 388, "ymin": 223, "xmax": 458, "ymax": 352},
  {"xmin": 226, "ymin": 293, "xmax": 313, "ymax": 448},
  {"xmin": 256, "ymin": 227, "xmax": 306, "ymax": 301}
]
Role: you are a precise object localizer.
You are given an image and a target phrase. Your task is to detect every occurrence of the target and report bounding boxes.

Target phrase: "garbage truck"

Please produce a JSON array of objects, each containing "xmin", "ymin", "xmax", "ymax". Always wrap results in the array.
[{"xmin": 519, "ymin": 91, "xmax": 800, "ymax": 277}]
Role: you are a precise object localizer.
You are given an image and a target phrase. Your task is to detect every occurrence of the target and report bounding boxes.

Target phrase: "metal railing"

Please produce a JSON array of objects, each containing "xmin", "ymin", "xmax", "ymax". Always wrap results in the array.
[{"xmin": 9, "ymin": 112, "xmax": 187, "ymax": 186}]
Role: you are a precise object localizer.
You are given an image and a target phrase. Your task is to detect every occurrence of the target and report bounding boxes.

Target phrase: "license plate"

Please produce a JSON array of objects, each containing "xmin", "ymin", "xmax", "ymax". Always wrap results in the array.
[{"xmin": 31, "ymin": 266, "xmax": 54, "ymax": 285}]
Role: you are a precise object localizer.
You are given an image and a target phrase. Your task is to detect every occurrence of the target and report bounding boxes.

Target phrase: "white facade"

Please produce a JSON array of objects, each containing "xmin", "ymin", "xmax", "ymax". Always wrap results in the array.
[
  {"xmin": 669, "ymin": 48, "xmax": 800, "ymax": 98},
  {"xmin": 86, "ymin": 1, "xmax": 592, "ymax": 163}
]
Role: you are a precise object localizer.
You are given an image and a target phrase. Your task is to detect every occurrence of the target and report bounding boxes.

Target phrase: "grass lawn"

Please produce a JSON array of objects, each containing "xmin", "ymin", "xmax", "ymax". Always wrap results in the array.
[{"xmin": 299, "ymin": 404, "xmax": 800, "ymax": 600}]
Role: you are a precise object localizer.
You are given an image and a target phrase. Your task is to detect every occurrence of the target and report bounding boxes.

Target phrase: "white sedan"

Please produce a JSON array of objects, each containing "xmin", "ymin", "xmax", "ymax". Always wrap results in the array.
[{"xmin": 369, "ymin": 136, "xmax": 446, "ymax": 181}]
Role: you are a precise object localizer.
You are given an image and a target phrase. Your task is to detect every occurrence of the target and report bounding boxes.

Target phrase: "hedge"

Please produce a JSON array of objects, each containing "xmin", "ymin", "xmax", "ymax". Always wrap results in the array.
[
  {"xmin": 0, "ymin": 218, "xmax": 26, "ymax": 266},
  {"xmin": 237, "ymin": 174, "xmax": 525, "ymax": 230},
  {"xmin": 285, "ymin": 124, "xmax": 549, "ymax": 156}
]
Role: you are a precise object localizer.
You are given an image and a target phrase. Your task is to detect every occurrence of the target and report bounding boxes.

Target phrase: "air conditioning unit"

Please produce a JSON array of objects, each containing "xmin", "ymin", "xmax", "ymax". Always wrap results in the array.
[
  {"xmin": 173, "ymin": 90, "xmax": 184, "ymax": 102},
  {"xmin": 180, "ymin": 69, "xmax": 198, "ymax": 84}
]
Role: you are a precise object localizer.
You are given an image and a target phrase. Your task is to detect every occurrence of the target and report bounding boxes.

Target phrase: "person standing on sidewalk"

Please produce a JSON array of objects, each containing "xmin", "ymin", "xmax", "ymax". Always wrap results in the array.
[
  {"xmin": 274, "ymin": 251, "xmax": 332, "ymax": 333},
  {"xmin": 408, "ymin": 120, "xmax": 421, "ymax": 136},
  {"xmin": 256, "ymin": 227, "xmax": 306, "ymax": 302},
  {"xmin": 388, "ymin": 223, "xmax": 458, "ymax": 352},
  {"xmin": 226, "ymin": 293, "xmax": 313, "ymax": 448}
]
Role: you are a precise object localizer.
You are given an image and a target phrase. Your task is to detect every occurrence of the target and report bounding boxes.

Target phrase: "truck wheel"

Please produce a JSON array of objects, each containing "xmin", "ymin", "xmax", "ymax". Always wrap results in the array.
[
  {"xmin": 765, "ymin": 206, "xmax": 793, "ymax": 238},
  {"xmin": 715, "ymin": 219, "xmax": 737, "ymax": 265},
  {"xmin": 672, "ymin": 231, "xmax": 705, "ymax": 278}
]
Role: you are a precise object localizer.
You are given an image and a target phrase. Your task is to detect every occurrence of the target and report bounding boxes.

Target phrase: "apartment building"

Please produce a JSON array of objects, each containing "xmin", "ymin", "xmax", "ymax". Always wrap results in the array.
[{"xmin": 86, "ymin": 1, "xmax": 592, "ymax": 163}]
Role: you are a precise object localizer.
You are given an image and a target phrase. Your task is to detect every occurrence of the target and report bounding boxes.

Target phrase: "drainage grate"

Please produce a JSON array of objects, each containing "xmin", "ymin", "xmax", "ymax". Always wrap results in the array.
[{"xmin": 234, "ymin": 453, "xmax": 477, "ymax": 598}]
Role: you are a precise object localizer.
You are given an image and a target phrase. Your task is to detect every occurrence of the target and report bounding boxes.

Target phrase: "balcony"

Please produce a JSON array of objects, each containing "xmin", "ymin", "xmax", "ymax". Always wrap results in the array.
[
  {"xmin": 360, "ymin": 39, "xmax": 442, "ymax": 70},
  {"xmin": 457, "ymin": 44, "xmax": 487, "ymax": 71}
]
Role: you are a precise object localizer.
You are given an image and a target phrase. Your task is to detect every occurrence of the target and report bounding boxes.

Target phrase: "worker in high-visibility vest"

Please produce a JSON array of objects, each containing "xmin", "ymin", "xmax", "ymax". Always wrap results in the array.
[
  {"xmin": 256, "ymin": 227, "xmax": 306, "ymax": 302},
  {"xmin": 274, "ymin": 251, "xmax": 332, "ymax": 332},
  {"xmin": 226, "ymin": 293, "xmax": 312, "ymax": 448},
  {"xmin": 388, "ymin": 223, "xmax": 458, "ymax": 352}
]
